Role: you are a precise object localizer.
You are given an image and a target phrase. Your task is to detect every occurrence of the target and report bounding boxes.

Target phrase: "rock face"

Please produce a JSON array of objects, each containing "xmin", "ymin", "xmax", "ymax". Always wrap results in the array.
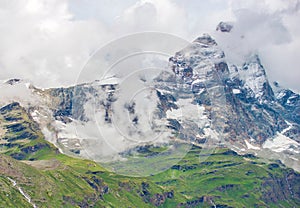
[
  {"xmin": 47, "ymin": 82, "xmax": 117, "ymax": 123},
  {"xmin": 276, "ymin": 88, "xmax": 300, "ymax": 123},
  {"xmin": 262, "ymin": 171, "xmax": 300, "ymax": 203},
  {"xmin": 5, "ymin": 78, "xmax": 21, "ymax": 85},
  {"xmin": 30, "ymin": 81, "xmax": 119, "ymax": 158},
  {"xmin": 156, "ymin": 34, "xmax": 231, "ymax": 145},
  {"xmin": 271, "ymin": 84, "xmax": 300, "ymax": 142},
  {"xmin": 155, "ymin": 34, "xmax": 298, "ymax": 152},
  {"xmin": 216, "ymin": 22, "xmax": 233, "ymax": 33},
  {"xmin": 237, "ymin": 54, "xmax": 275, "ymax": 103}
]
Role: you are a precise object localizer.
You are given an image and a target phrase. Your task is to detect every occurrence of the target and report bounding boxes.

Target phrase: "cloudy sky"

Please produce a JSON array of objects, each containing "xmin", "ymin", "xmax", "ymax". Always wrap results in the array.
[{"xmin": 0, "ymin": 0, "xmax": 299, "ymax": 91}]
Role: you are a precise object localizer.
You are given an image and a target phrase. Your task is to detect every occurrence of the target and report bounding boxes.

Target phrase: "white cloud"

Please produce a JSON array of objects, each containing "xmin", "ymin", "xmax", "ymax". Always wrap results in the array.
[
  {"xmin": 0, "ymin": 0, "xmax": 299, "ymax": 92},
  {"xmin": 214, "ymin": 0, "xmax": 300, "ymax": 91},
  {"xmin": 114, "ymin": 0, "xmax": 188, "ymax": 37},
  {"xmin": 0, "ymin": 0, "xmax": 110, "ymax": 87},
  {"xmin": 0, "ymin": 0, "xmax": 189, "ymax": 88}
]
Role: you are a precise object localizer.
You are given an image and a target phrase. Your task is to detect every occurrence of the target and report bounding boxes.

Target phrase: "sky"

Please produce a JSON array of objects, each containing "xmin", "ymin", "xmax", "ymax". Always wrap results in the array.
[{"xmin": 0, "ymin": 0, "xmax": 299, "ymax": 91}]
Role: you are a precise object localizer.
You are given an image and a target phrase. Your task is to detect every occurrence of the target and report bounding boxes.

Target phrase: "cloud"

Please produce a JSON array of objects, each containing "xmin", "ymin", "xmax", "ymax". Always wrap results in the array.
[
  {"xmin": 114, "ymin": 0, "xmax": 188, "ymax": 36},
  {"xmin": 213, "ymin": 0, "xmax": 300, "ymax": 91},
  {"xmin": 0, "ymin": 0, "xmax": 299, "ymax": 92},
  {"xmin": 0, "ymin": 0, "xmax": 110, "ymax": 87},
  {"xmin": 214, "ymin": 9, "xmax": 292, "ymax": 62},
  {"xmin": 0, "ymin": 0, "xmax": 189, "ymax": 88}
]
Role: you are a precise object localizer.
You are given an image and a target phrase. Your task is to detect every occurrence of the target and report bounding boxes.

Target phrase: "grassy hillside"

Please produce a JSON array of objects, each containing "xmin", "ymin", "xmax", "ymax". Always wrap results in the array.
[
  {"xmin": 0, "ymin": 102, "xmax": 299, "ymax": 207},
  {"xmin": 0, "ymin": 102, "xmax": 58, "ymax": 160}
]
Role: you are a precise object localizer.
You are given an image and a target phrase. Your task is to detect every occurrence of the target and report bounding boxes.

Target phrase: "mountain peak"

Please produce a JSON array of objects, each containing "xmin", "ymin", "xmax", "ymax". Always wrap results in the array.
[
  {"xmin": 4, "ymin": 78, "xmax": 22, "ymax": 85},
  {"xmin": 193, "ymin": 33, "xmax": 217, "ymax": 46},
  {"xmin": 216, "ymin": 21, "xmax": 233, "ymax": 33},
  {"xmin": 244, "ymin": 54, "xmax": 263, "ymax": 66},
  {"xmin": 239, "ymin": 54, "xmax": 274, "ymax": 102}
]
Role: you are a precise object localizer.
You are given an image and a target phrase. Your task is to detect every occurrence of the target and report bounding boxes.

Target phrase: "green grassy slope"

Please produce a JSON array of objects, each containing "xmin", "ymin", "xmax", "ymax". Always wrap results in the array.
[
  {"xmin": 0, "ymin": 102, "xmax": 299, "ymax": 207},
  {"xmin": 151, "ymin": 146, "xmax": 300, "ymax": 207},
  {"xmin": 0, "ymin": 102, "xmax": 58, "ymax": 160}
]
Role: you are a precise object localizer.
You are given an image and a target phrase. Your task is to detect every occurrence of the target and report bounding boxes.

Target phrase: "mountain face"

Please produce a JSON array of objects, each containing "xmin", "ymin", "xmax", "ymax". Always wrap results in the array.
[
  {"xmin": 155, "ymin": 34, "xmax": 300, "ymax": 167},
  {"xmin": 1, "ymin": 26, "xmax": 300, "ymax": 206},
  {"xmin": 0, "ymin": 31, "xmax": 299, "ymax": 170},
  {"xmin": 274, "ymin": 84, "xmax": 300, "ymax": 125},
  {"xmin": 158, "ymin": 34, "xmax": 283, "ymax": 148}
]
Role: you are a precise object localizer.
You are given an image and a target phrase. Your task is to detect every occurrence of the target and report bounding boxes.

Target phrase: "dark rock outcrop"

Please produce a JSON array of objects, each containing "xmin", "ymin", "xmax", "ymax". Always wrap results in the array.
[{"xmin": 216, "ymin": 22, "xmax": 233, "ymax": 33}]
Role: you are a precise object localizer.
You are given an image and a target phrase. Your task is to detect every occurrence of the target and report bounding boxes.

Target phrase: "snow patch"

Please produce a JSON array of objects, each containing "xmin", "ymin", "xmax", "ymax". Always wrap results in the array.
[
  {"xmin": 232, "ymin": 89, "xmax": 241, "ymax": 94},
  {"xmin": 166, "ymin": 108, "xmax": 182, "ymax": 120},
  {"xmin": 165, "ymin": 99, "xmax": 207, "ymax": 127},
  {"xmin": 96, "ymin": 77, "xmax": 119, "ymax": 86},
  {"xmin": 263, "ymin": 133, "xmax": 299, "ymax": 153},
  {"xmin": 244, "ymin": 140, "xmax": 261, "ymax": 150},
  {"xmin": 281, "ymin": 120, "xmax": 293, "ymax": 134},
  {"xmin": 204, "ymin": 128, "xmax": 220, "ymax": 141}
]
